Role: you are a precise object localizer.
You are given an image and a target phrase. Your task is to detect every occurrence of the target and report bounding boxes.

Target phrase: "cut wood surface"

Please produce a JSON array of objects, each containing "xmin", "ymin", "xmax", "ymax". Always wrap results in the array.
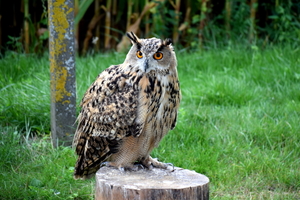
[{"xmin": 95, "ymin": 166, "xmax": 209, "ymax": 200}]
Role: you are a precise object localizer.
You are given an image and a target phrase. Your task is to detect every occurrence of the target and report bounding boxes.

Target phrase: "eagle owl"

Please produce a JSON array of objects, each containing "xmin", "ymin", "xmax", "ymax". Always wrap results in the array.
[{"xmin": 73, "ymin": 32, "xmax": 181, "ymax": 179}]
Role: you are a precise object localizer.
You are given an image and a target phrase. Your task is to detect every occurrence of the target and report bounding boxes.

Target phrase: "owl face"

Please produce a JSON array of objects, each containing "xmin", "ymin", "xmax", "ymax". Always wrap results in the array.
[{"xmin": 124, "ymin": 32, "xmax": 177, "ymax": 74}]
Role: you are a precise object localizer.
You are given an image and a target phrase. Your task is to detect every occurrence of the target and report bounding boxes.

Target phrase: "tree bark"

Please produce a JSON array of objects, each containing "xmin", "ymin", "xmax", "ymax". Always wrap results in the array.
[
  {"xmin": 225, "ymin": 0, "xmax": 232, "ymax": 39},
  {"xmin": 24, "ymin": 0, "xmax": 29, "ymax": 53},
  {"xmin": 249, "ymin": 0, "xmax": 258, "ymax": 43},
  {"xmin": 170, "ymin": 0, "xmax": 181, "ymax": 43},
  {"xmin": 94, "ymin": 0, "xmax": 101, "ymax": 52},
  {"xmin": 95, "ymin": 166, "xmax": 209, "ymax": 200},
  {"xmin": 199, "ymin": 0, "xmax": 208, "ymax": 49},
  {"xmin": 104, "ymin": 0, "xmax": 112, "ymax": 50}
]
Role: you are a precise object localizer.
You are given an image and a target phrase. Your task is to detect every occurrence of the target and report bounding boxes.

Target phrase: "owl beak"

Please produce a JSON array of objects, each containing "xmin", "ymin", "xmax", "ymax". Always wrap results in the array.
[{"xmin": 143, "ymin": 59, "xmax": 149, "ymax": 71}]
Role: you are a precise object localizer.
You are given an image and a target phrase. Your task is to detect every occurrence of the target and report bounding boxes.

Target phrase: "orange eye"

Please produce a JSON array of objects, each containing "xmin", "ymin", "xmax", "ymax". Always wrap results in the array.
[
  {"xmin": 136, "ymin": 51, "xmax": 143, "ymax": 58},
  {"xmin": 153, "ymin": 52, "xmax": 163, "ymax": 60}
]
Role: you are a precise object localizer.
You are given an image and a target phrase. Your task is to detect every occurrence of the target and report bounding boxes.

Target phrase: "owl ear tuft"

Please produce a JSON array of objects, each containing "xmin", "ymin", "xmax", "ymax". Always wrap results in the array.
[
  {"xmin": 164, "ymin": 38, "xmax": 173, "ymax": 46},
  {"xmin": 126, "ymin": 32, "xmax": 141, "ymax": 46}
]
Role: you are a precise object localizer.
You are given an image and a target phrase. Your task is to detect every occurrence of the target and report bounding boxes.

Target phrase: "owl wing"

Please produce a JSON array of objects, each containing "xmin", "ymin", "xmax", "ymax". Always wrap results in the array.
[
  {"xmin": 170, "ymin": 80, "xmax": 181, "ymax": 130},
  {"xmin": 73, "ymin": 65, "xmax": 140, "ymax": 179}
]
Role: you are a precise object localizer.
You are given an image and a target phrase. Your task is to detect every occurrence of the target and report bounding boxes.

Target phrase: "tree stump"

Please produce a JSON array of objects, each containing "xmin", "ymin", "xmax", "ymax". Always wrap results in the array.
[{"xmin": 95, "ymin": 166, "xmax": 209, "ymax": 200}]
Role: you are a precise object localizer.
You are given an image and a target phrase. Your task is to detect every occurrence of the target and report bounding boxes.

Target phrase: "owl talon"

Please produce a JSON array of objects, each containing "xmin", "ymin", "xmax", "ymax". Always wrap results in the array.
[
  {"xmin": 165, "ymin": 163, "xmax": 175, "ymax": 171},
  {"xmin": 166, "ymin": 163, "xmax": 173, "ymax": 166},
  {"xmin": 118, "ymin": 167, "xmax": 125, "ymax": 172},
  {"xmin": 100, "ymin": 161, "xmax": 111, "ymax": 168},
  {"xmin": 148, "ymin": 164, "xmax": 154, "ymax": 170},
  {"xmin": 134, "ymin": 163, "xmax": 145, "ymax": 170}
]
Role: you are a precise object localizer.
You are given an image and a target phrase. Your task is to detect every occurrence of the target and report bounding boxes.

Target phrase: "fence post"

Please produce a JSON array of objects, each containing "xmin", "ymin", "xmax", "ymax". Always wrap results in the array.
[{"xmin": 48, "ymin": 0, "xmax": 76, "ymax": 147}]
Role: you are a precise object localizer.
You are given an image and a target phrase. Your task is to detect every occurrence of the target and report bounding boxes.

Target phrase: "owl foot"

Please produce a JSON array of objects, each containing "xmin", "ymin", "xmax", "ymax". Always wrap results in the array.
[
  {"xmin": 133, "ymin": 163, "xmax": 145, "ymax": 170},
  {"xmin": 120, "ymin": 163, "xmax": 145, "ymax": 171},
  {"xmin": 100, "ymin": 161, "xmax": 112, "ymax": 168},
  {"xmin": 152, "ymin": 159, "xmax": 174, "ymax": 171},
  {"xmin": 141, "ymin": 156, "xmax": 173, "ymax": 170},
  {"xmin": 100, "ymin": 161, "xmax": 124, "ymax": 171},
  {"xmin": 100, "ymin": 161, "xmax": 143, "ymax": 172}
]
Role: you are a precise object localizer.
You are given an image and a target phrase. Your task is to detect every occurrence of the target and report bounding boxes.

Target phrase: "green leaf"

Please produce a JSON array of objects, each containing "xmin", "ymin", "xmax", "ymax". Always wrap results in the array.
[
  {"xmin": 192, "ymin": 15, "xmax": 201, "ymax": 24},
  {"xmin": 74, "ymin": 0, "xmax": 94, "ymax": 25},
  {"xmin": 268, "ymin": 15, "xmax": 278, "ymax": 20}
]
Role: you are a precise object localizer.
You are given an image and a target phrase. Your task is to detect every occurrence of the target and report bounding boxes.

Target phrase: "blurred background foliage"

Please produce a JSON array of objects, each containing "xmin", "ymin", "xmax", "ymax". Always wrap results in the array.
[{"xmin": 0, "ymin": 0, "xmax": 299, "ymax": 55}]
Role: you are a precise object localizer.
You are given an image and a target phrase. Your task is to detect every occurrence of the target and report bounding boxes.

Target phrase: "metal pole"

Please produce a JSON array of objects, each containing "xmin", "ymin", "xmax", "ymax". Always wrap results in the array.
[{"xmin": 48, "ymin": 0, "xmax": 76, "ymax": 147}]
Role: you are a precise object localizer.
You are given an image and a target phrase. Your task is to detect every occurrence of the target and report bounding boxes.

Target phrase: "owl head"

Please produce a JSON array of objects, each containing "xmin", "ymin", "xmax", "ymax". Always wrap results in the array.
[{"xmin": 123, "ymin": 32, "xmax": 177, "ymax": 74}]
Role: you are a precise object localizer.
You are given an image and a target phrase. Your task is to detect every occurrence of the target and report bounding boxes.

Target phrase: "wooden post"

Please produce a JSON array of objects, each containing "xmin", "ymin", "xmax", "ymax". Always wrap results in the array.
[
  {"xmin": 95, "ymin": 167, "xmax": 209, "ymax": 200},
  {"xmin": 48, "ymin": 0, "xmax": 76, "ymax": 147}
]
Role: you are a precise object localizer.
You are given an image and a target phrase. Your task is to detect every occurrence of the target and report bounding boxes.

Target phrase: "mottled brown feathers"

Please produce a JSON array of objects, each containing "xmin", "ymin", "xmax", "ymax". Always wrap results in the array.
[{"xmin": 73, "ymin": 32, "xmax": 181, "ymax": 179}]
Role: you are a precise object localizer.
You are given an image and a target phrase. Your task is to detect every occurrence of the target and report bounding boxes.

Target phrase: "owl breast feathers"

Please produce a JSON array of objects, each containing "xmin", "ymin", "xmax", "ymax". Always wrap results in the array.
[{"xmin": 73, "ymin": 32, "xmax": 181, "ymax": 179}]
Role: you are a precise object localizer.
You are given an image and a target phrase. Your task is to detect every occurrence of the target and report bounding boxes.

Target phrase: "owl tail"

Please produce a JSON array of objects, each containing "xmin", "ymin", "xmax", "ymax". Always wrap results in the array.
[
  {"xmin": 73, "ymin": 136, "xmax": 113, "ymax": 180},
  {"xmin": 74, "ymin": 155, "xmax": 101, "ymax": 180}
]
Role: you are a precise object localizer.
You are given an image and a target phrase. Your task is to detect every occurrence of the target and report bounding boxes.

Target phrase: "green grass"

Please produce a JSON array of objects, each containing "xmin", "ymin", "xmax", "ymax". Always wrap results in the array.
[{"xmin": 0, "ymin": 45, "xmax": 299, "ymax": 199}]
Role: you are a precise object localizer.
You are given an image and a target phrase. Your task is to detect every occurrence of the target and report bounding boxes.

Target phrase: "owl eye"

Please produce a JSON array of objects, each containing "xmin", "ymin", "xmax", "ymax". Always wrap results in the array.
[
  {"xmin": 136, "ymin": 51, "xmax": 143, "ymax": 58},
  {"xmin": 153, "ymin": 52, "xmax": 163, "ymax": 60}
]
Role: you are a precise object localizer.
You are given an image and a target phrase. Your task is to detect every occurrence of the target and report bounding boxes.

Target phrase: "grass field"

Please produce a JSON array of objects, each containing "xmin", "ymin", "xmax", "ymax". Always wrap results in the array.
[{"xmin": 0, "ymin": 45, "xmax": 299, "ymax": 199}]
